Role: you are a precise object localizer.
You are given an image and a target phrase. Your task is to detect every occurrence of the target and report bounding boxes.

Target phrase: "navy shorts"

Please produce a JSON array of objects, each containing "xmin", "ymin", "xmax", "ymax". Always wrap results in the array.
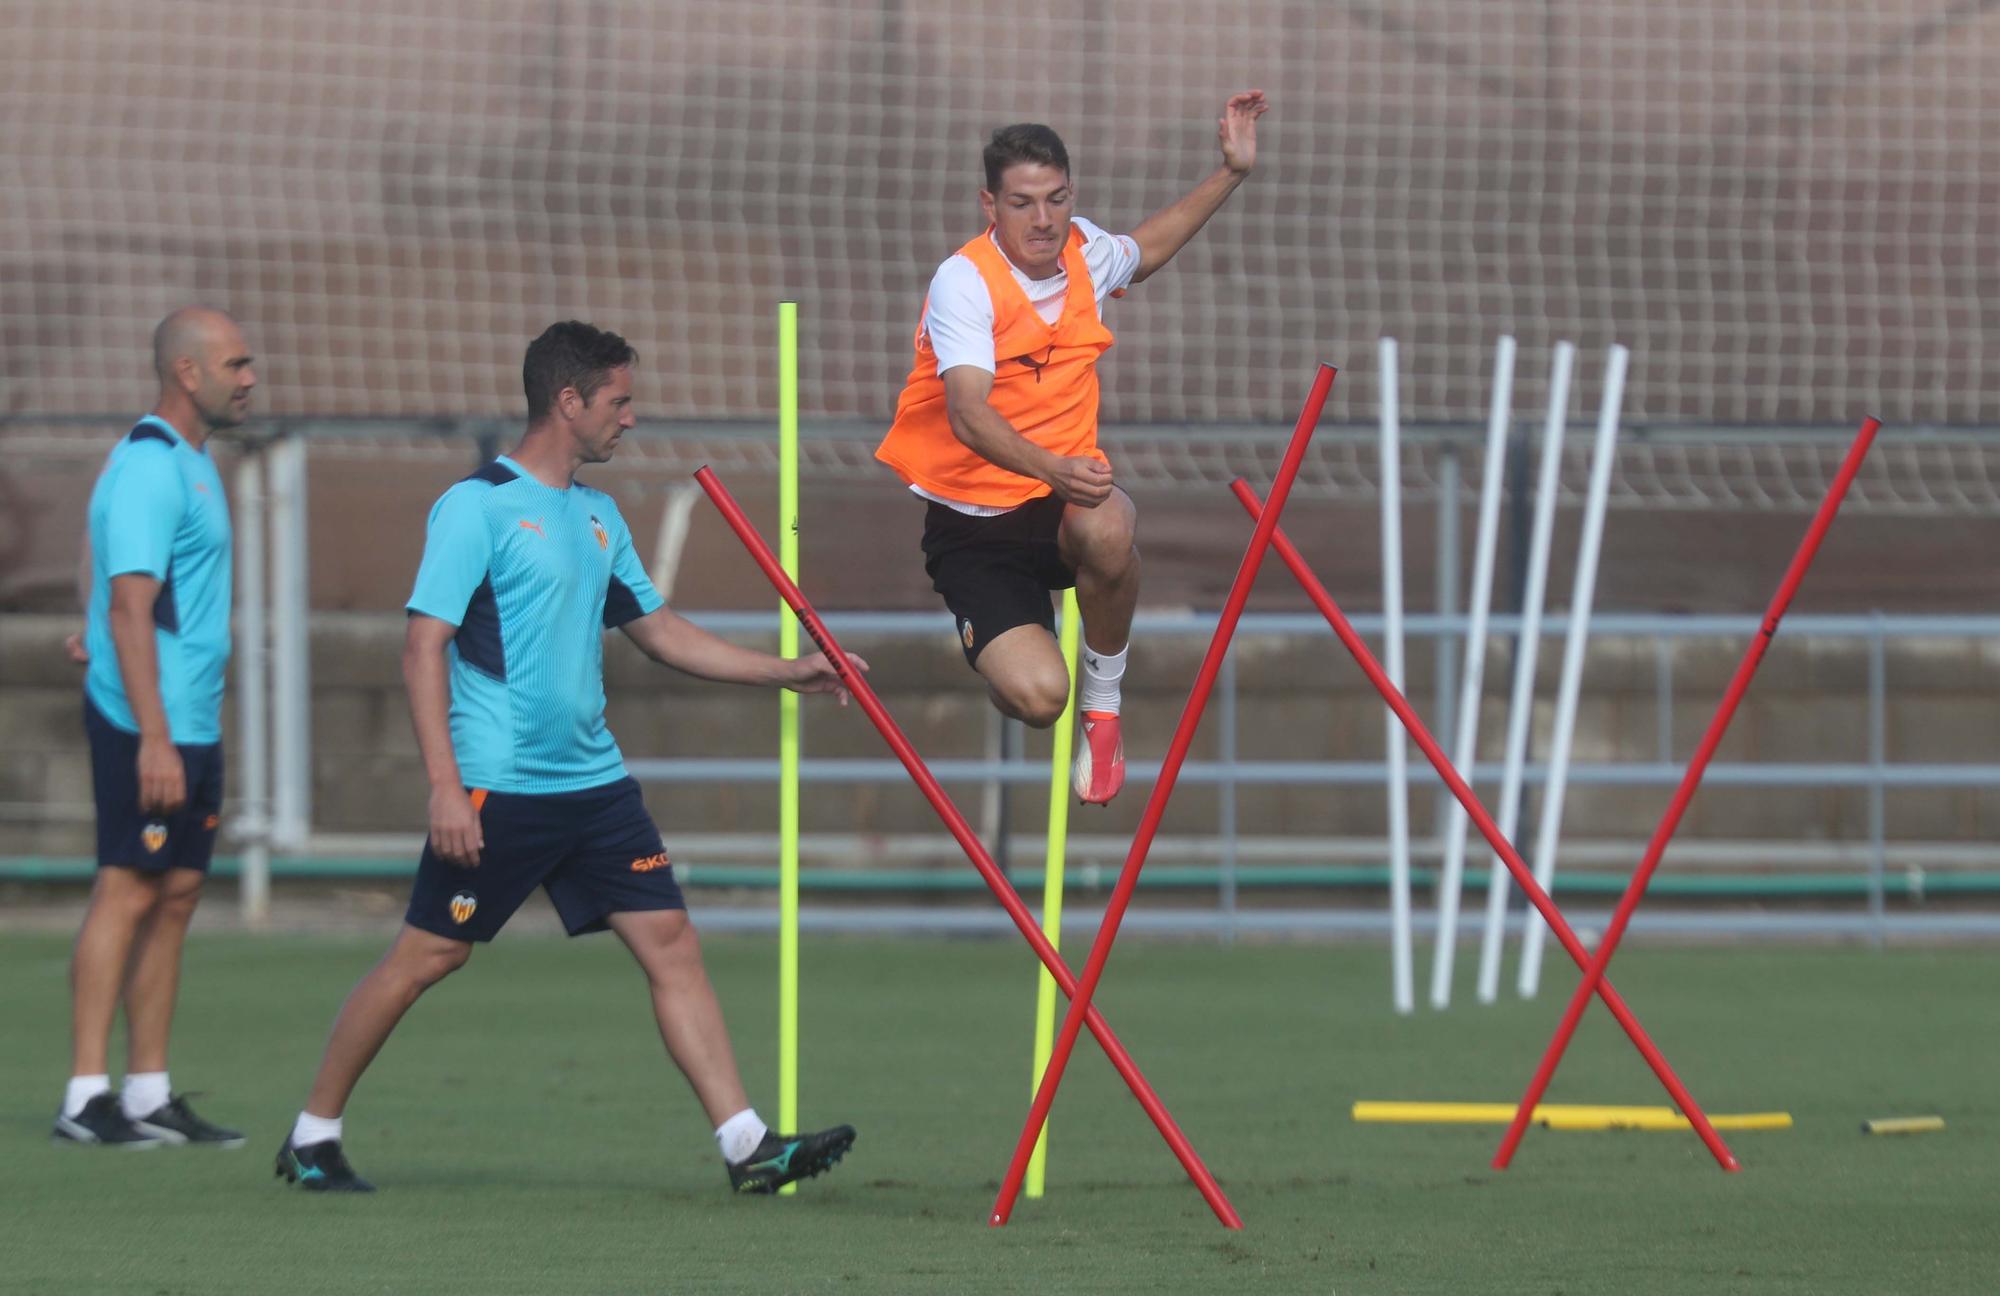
[
  {"xmin": 405, "ymin": 776, "xmax": 685, "ymax": 943},
  {"xmin": 85, "ymin": 699, "xmax": 225, "ymax": 874},
  {"xmin": 920, "ymin": 495, "xmax": 1076, "ymax": 667}
]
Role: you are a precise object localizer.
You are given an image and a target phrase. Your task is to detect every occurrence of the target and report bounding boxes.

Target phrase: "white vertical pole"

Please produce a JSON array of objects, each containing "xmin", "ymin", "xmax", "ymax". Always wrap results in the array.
[
  {"xmin": 1429, "ymin": 335, "xmax": 1515, "ymax": 1008},
  {"xmin": 1431, "ymin": 449, "xmax": 1460, "ymax": 849},
  {"xmin": 648, "ymin": 483, "xmax": 701, "ymax": 603},
  {"xmin": 1379, "ymin": 337, "xmax": 1414, "ymax": 1015},
  {"xmin": 1475, "ymin": 341, "xmax": 1574, "ymax": 1004},
  {"xmin": 269, "ymin": 434, "xmax": 311, "ymax": 850},
  {"xmin": 289, "ymin": 435, "xmax": 313, "ymax": 844},
  {"xmin": 234, "ymin": 450, "xmax": 270, "ymax": 926},
  {"xmin": 1518, "ymin": 344, "xmax": 1628, "ymax": 997}
]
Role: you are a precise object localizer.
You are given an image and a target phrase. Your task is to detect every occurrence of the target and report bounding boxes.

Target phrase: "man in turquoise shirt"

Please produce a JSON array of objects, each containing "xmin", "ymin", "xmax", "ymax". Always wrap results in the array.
[
  {"xmin": 57, "ymin": 308, "xmax": 255, "ymax": 1149},
  {"xmin": 279, "ymin": 322, "xmax": 860, "ymax": 1195}
]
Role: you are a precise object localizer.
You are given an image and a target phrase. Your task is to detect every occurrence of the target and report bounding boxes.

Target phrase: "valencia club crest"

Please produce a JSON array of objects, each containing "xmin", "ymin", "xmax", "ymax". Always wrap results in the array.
[{"xmin": 449, "ymin": 891, "xmax": 478, "ymax": 925}]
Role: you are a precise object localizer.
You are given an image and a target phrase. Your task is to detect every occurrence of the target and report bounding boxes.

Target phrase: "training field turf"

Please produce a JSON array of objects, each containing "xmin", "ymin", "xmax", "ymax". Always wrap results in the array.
[{"xmin": 4, "ymin": 928, "xmax": 1996, "ymax": 1293}]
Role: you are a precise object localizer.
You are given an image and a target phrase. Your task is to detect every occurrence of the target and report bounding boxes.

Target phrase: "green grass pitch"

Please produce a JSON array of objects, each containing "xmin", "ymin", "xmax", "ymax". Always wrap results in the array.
[{"xmin": 4, "ymin": 928, "xmax": 1996, "ymax": 1293}]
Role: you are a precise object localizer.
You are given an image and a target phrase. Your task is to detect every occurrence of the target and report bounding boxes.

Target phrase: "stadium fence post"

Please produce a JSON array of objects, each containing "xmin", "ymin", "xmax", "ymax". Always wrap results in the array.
[
  {"xmin": 1231, "ymin": 479, "xmax": 1740, "ymax": 1173},
  {"xmin": 1431, "ymin": 335, "xmax": 1515, "ymax": 1007},
  {"xmin": 270, "ymin": 433, "xmax": 312, "ymax": 851},
  {"xmin": 234, "ymin": 448, "xmax": 271, "ymax": 926},
  {"xmin": 693, "ymin": 467, "xmax": 1243, "ymax": 1229},
  {"xmin": 1379, "ymin": 338, "xmax": 1415, "ymax": 1014},
  {"xmin": 989, "ymin": 363, "xmax": 1338, "ymax": 1227},
  {"xmin": 1493, "ymin": 416, "xmax": 1881, "ymax": 1169}
]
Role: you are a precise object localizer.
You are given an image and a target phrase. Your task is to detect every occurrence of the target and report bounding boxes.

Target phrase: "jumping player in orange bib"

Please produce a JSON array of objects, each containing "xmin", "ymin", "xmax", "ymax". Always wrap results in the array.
[{"xmin": 877, "ymin": 90, "xmax": 1270, "ymax": 804}]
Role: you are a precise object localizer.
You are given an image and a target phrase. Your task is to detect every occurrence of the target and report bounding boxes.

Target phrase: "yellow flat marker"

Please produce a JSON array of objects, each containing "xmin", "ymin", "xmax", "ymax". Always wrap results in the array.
[
  {"xmin": 1353, "ymin": 1101, "xmax": 1662, "ymax": 1125},
  {"xmin": 1353, "ymin": 1101, "xmax": 1791, "ymax": 1132},
  {"xmin": 1862, "ymin": 1116, "xmax": 1944, "ymax": 1135},
  {"xmin": 1543, "ymin": 1111, "xmax": 1792, "ymax": 1132}
]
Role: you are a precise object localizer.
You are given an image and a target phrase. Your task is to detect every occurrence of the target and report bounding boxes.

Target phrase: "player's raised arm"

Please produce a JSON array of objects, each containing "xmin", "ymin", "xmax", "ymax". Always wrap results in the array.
[{"xmin": 1128, "ymin": 89, "xmax": 1269, "ymax": 285}]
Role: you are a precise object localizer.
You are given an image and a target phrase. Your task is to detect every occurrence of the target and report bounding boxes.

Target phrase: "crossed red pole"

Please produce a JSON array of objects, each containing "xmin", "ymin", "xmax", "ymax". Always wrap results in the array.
[
  {"xmin": 989, "ymin": 364, "xmax": 1339, "ymax": 1226},
  {"xmin": 1494, "ymin": 416, "xmax": 1881, "ymax": 1167},
  {"xmin": 1230, "ymin": 479, "xmax": 1742, "ymax": 1172},
  {"xmin": 702, "ymin": 376, "xmax": 1862, "ymax": 1213},
  {"xmin": 693, "ymin": 466, "xmax": 1244, "ymax": 1228}
]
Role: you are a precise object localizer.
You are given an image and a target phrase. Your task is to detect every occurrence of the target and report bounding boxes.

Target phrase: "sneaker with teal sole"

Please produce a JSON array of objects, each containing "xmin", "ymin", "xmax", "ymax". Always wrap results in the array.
[
  {"xmin": 275, "ymin": 1138, "xmax": 375, "ymax": 1192},
  {"xmin": 727, "ymin": 1125, "xmax": 856, "ymax": 1194}
]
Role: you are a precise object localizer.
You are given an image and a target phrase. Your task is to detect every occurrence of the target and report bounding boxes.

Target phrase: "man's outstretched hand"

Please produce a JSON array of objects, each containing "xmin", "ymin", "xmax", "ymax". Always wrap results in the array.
[{"xmin": 1218, "ymin": 89, "xmax": 1270, "ymax": 175}]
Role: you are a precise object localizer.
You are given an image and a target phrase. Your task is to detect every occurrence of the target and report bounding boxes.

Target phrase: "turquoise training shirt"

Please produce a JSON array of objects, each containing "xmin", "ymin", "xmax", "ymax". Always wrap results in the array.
[
  {"xmin": 406, "ymin": 455, "xmax": 665, "ymax": 794},
  {"xmin": 84, "ymin": 416, "xmax": 233, "ymax": 743}
]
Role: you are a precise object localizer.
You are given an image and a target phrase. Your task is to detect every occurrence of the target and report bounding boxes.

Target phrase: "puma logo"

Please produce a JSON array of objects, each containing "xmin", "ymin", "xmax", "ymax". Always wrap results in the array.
[{"xmin": 519, "ymin": 519, "xmax": 545, "ymax": 537}]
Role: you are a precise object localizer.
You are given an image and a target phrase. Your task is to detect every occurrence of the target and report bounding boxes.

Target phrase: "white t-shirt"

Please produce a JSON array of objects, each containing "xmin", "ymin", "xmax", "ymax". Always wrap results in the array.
[{"xmin": 915, "ymin": 216, "xmax": 1141, "ymax": 514}]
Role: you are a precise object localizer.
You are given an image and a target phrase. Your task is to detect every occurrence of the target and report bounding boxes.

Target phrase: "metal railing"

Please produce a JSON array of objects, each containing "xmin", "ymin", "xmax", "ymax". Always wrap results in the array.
[
  {"xmin": 179, "ymin": 421, "xmax": 2000, "ymax": 941},
  {"xmin": 21, "ymin": 602, "xmax": 1994, "ymax": 942},
  {"xmin": 610, "ymin": 608, "xmax": 1998, "ymax": 943}
]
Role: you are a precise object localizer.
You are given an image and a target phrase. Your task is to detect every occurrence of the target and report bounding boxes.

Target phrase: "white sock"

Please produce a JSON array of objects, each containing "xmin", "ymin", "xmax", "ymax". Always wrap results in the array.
[
  {"xmin": 63, "ymin": 1074, "xmax": 111, "ymax": 1119},
  {"xmin": 1079, "ymin": 643, "xmax": 1128, "ymax": 715},
  {"xmin": 291, "ymin": 1111, "xmax": 344, "ymax": 1148},
  {"xmin": 715, "ymin": 1108, "xmax": 769, "ymax": 1164},
  {"xmin": 121, "ymin": 1071, "xmax": 171, "ymax": 1121}
]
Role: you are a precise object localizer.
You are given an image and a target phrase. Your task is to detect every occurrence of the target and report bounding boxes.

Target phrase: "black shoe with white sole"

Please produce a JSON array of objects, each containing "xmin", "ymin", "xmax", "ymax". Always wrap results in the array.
[
  {"xmin": 130, "ymin": 1094, "xmax": 245, "ymax": 1147},
  {"xmin": 727, "ymin": 1125, "xmax": 857, "ymax": 1194},
  {"xmin": 52, "ymin": 1092, "xmax": 165, "ymax": 1147}
]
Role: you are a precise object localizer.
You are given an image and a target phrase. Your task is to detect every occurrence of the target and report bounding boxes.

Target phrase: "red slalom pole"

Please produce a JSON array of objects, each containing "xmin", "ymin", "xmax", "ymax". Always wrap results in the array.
[
  {"xmin": 1494, "ymin": 415, "xmax": 1882, "ymax": 1169},
  {"xmin": 693, "ymin": 466, "xmax": 1241, "ymax": 1229},
  {"xmin": 989, "ymin": 363, "xmax": 1339, "ymax": 1228},
  {"xmin": 1231, "ymin": 478, "xmax": 1740, "ymax": 1173}
]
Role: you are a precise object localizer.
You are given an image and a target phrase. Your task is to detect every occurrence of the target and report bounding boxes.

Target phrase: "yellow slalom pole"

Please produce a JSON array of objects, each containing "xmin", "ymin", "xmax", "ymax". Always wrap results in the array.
[
  {"xmin": 1351, "ymin": 1101, "xmax": 1791, "ymax": 1131},
  {"xmin": 1862, "ymin": 1116, "xmax": 1944, "ymax": 1135},
  {"xmin": 777, "ymin": 301, "xmax": 801, "ymax": 1193},
  {"xmin": 1026, "ymin": 588, "xmax": 1083, "ymax": 1199},
  {"xmin": 1541, "ymin": 1111, "xmax": 1792, "ymax": 1133}
]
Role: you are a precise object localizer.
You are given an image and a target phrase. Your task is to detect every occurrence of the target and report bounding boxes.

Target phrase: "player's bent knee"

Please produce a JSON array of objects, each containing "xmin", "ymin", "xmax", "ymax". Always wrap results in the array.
[
  {"xmin": 1024, "ymin": 697, "xmax": 1068, "ymax": 730},
  {"xmin": 92, "ymin": 866, "xmax": 163, "ymax": 916},
  {"xmin": 983, "ymin": 656, "xmax": 1071, "ymax": 729},
  {"xmin": 1081, "ymin": 539, "xmax": 1140, "ymax": 586},
  {"xmin": 416, "ymin": 944, "xmax": 471, "ymax": 987},
  {"xmin": 154, "ymin": 870, "xmax": 204, "ymax": 917},
  {"xmin": 624, "ymin": 908, "xmax": 698, "ymax": 962},
  {"xmin": 1065, "ymin": 490, "xmax": 1137, "ymax": 553},
  {"xmin": 392, "ymin": 928, "xmax": 473, "ymax": 988},
  {"xmin": 1009, "ymin": 674, "xmax": 1072, "ymax": 729},
  {"xmin": 153, "ymin": 887, "xmax": 202, "ymax": 924}
]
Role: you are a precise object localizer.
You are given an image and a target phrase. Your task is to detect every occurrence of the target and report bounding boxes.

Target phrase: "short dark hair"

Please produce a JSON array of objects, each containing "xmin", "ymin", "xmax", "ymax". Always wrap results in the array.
[
  {"xmin": 984, "ymin": 123, "xmax": 1070, "ymax": 194},
  {"xmin": 522, "ymin": 321, "xmax": 637, "ymax": 419}
]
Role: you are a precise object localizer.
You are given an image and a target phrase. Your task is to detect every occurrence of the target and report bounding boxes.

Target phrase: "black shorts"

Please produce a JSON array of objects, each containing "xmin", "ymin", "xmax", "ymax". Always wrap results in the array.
[
  {"xmin": 920, "ymin": 494, "xmax": 1075, "ymax": 666},
  {"xmin": 404, "ymin": 776, "xmax": 685, "ymax": 943},
  {"xmin": 84, "ymin": 699, "xmax": 224, "ymax": 874}
]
